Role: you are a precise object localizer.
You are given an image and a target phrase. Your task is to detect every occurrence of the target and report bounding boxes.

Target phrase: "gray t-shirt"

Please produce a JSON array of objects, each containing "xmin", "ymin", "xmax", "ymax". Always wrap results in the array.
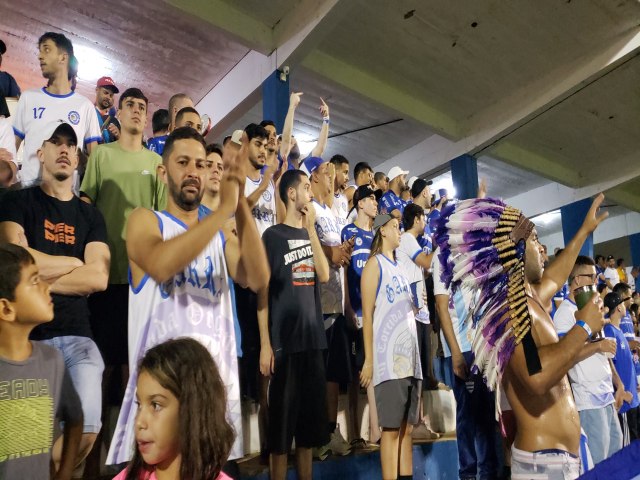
[{"xmin": 0, "ymin": 341, "xmax": 82, "ymax": 479}]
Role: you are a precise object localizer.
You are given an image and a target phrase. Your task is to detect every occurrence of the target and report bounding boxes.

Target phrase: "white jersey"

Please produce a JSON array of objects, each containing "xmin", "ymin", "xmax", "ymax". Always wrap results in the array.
[
  {"xmin": 397, "ymin": 233, "xmax": 429, "ymax": 324},
  {"xmin": 245, "ymin": 174, "xmax": 276, "ymax": 236},
  {"xmin": 0, "ymin": 117, "xmax": 17, "ymax": 168},
  {"xmin": 331, "ymin": 191, "xmax": 349, "ymax": 231},
  {"xmin": 12, "ymin": 88, "xmax": 101, "ymax": 185},
  {"xmin": 372, "ymin": 253, "xmax": 422, "ymax": 386},
  {"xmin": 313, "ymin": 199, "xmax": 344, "ymax": 315},
  {"xmin": 107, "ymin": 211, "xmax": 242, "ymax": 465}
]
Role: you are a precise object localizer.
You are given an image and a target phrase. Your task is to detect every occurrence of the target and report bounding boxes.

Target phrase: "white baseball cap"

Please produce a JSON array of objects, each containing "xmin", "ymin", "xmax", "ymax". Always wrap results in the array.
[
  {"xmin": 387, "ymin": 166, "xmax": 409, "ymax": 181},
  {"xmin": 407, "ymin": 176, "xmax": 418, "ymax": 189}
]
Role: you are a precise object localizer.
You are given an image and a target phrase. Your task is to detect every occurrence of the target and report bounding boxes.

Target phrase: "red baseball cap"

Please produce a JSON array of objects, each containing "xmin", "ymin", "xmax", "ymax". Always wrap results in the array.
[{"xmin": 96, "ymin": 76, "xmax": 119, "ymax": 94}]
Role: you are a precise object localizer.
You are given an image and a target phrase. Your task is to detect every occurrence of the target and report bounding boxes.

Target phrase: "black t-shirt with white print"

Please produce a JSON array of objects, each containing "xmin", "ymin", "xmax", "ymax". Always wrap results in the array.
[
  {"xmin": 0, "ymin": 186, "xmax": 107, "ymax": 339},
  {"xmin": 262, "ymin": 223, "xmax": 327, "ymax": 356}
]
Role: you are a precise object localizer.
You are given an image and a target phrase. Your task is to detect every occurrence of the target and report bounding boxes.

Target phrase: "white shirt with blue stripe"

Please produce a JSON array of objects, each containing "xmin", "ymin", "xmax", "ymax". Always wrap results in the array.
[
  {"xmin": 432, "ymin": 251, "xmax": 475, "ymax": 356},
  {"xmin": 397, "ymin": 232, "xmax": 429, "ymax": 324},
  {"xmin": 553, "ymin": 298, "xmax": 614, "ymax": 411}
]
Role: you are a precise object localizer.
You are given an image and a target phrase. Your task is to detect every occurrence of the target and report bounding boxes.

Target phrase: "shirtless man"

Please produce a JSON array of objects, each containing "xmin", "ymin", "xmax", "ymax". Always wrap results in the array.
[{"xmin": 435, "ymin": 194, "xmax": 608, "ymax": 479}]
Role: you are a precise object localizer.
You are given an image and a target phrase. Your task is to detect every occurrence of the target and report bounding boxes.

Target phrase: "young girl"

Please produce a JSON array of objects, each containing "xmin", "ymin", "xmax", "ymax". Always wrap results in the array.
[
  {"xmin": 359, "ymin": 214, "xmax": 422, "ymax": 480},
  {"xmin": 113, "ymin": 338, "xmax": 235, "ymax": 480}
]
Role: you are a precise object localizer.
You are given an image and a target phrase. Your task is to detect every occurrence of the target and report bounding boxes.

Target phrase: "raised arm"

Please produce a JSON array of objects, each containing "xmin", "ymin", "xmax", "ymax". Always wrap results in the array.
[
  {"xmin": 535, "ymin": 194, "xmax": 608, "ymax": 304},
  {"xmin": 506, "ymin": 295, "xmax": 606, "ymax": 396},
  {"xmin": 311, "ymin": 98, "xmax": 330, "ymax": 158},
  {"xmin": 127, "ymin": 185, "xmax": 238, "ymax": 284},
  {"xmin": 279, "ymin": 92, "xmax": 302, "ymax": 159},
  {"xmin": 303, "ymin": 201, "xmax": 329, "ymax": 283}
]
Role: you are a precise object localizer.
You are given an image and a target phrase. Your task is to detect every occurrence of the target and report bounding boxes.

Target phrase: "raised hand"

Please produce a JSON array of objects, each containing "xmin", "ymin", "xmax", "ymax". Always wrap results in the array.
[
  {"xmin": 581, "ymin": 193, "xmax": 609, "ymax": 234},
  {"xmin": 290, "ymin": 92, "xmax": 303, "ymax": 109},
  {"xmin": 319, "ymin": 98, "xmax": 329, "ymax": 118}
]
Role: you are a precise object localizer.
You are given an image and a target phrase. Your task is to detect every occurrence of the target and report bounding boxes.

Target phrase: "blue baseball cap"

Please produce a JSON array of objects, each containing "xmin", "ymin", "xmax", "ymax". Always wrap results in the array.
[{"xmin": 300, "ymin": 156, "xmax": 326, "ymax": 176}]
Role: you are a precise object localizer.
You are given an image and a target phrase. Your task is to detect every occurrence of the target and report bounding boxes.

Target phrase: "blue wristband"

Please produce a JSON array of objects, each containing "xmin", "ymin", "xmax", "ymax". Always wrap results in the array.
[{"xmin": 575, "ymin": 320, "xmax": 592, "ymax": 337}]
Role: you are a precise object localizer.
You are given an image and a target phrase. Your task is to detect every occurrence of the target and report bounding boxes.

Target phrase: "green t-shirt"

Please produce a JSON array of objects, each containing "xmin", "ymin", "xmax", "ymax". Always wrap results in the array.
[{"xmin": 80, "ymin": 142, "xmax": 166, "ymax": 284}]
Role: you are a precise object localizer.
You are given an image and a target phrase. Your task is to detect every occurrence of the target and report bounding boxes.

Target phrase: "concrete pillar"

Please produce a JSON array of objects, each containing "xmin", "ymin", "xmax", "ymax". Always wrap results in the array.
[
  {"xmin": 262, "ymin": 70, "xmax": 290, "ymax": 132},
  {"xmin": 450, "ymin": 154, "xmax": 478, "ymax": 201},
  {"xmin": 560, "ymin": 198, "xmax": 593, "ymax": 258},
  {"xmin": 630, "ymin": 233, "xmax": 640, "ymax": 267}
]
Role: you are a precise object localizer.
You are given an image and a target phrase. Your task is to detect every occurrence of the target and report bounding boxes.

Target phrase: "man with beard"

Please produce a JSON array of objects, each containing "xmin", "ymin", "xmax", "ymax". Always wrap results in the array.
[
  {"xmin": 174, "ymin": 106, "xmax": 202, "ymax": 132},
  {"xmin": 80, "ymin": 88, "xmax": 166, "ymax": 413},
  {"xmin": 94, "ymin": 76, "xmax": 120, "ymax": 144},
  {"xmin": 13, "ymin": 32, "xmax": 101, "ymax": 186},
  {"xmin": 0, "ymin": 120, "xmax": 110, "ymax": 471},
  {"xmin": 106, "ymin": 126, "xmax": 270, "ymax": 465},
  {"xmin": 434, "ymin": 195, "xmax": 608, "ymax": 478},
  {"xmin": 344, "ymin": 161, "xmax": 374, "ymax": 212},
  {"xmin": 329, "ymin": 154, "xmax": 350, "ymax": 231},
  {"xmin": 379, "ymin": 166, "xmax": 408, "ymax": 218}
]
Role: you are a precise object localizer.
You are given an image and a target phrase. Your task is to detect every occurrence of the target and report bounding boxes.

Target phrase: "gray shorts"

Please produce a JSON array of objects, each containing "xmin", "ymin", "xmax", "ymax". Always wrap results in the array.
[{"xmin": 374, "ymin": 377, "xmax": 422, "ymax": 429}]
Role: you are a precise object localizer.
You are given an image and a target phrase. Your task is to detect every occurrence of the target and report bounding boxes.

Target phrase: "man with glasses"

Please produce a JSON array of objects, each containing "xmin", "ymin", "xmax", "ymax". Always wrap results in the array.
[{"xmin": 553, "ymin": 256, "xmax": 625, "ymax": 464}]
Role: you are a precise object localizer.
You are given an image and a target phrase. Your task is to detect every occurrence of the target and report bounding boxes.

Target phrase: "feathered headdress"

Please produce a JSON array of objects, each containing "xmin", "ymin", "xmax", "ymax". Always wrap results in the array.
[{"xmin": 434, "ymin": 198, "xmax": 539, "ymax": 404}]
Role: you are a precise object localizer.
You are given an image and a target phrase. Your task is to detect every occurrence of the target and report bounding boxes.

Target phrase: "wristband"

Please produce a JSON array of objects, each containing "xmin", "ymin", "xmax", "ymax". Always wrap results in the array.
[
  {"xmin": 575, "ymin": 320, "xmax": 592, "ymax": 337},
  {"xmin": 323, "ymin": 116, "xmax": 330, "ymax": 124}
]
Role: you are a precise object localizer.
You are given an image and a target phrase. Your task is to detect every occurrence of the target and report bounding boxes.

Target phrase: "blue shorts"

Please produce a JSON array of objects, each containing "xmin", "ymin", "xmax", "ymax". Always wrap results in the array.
[{"xmin": 42, "ymin": 336, "xmax": 105, "ymax": 433}]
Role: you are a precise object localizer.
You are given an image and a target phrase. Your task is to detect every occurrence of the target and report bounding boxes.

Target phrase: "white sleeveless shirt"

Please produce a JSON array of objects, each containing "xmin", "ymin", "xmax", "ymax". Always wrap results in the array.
[
  {"xmin": 107, "ymin": 211, "xmax": 242, "ymax": 465},
  {"xmin": 372, "ymin": 253, "xmax": 422, "ymax": 386},
  {"xmin": 245, "ymin": 175, "xmax": 276, "ymax": 236}
]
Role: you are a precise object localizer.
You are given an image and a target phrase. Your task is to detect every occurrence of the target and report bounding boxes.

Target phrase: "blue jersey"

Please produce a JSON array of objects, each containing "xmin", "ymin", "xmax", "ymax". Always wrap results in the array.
[
  {"xmin": 379, "ymin": 190, "xmax": 406, "ymax": 215},
  {"xmin": 341, "ymin": 223, "xmax": 373, "ymax": 317},
  {"xmin": 604, "ymin": 323, "xmax": 639, "ymax": 413},
  {"xmin": 147, "ymin": 135, "xmax": 168, "ymax": 155}
]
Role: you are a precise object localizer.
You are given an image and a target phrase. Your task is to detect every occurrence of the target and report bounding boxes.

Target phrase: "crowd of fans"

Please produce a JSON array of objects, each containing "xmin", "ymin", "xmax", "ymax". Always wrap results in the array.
[{"xmin": 1, "ymin": 31, "xmax": 640, "ymax": 480}]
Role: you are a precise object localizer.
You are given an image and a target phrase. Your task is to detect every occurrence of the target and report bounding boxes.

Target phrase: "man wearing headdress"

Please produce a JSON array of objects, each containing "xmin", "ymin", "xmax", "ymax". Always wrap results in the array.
[{"xmin": 434, "ymin": 194, "xmax": 608, "ymax": 478}]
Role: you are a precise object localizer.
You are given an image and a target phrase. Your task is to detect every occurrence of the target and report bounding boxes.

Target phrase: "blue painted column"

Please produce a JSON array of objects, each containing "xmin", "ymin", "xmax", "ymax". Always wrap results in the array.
[
  {"xmin": 262, "ymin": 70, "xmax": 290, "ymax": 132},
  {"xmin": 450, "ymin": 154, "xmax": 478, "ymax": 200},
  {"xmin": 630, "ymin": 233, "xmax": 640, "ymax": 268},
  {"xmin": 560, "ymin": 198, "xmax": 593, "ymax": 258}
]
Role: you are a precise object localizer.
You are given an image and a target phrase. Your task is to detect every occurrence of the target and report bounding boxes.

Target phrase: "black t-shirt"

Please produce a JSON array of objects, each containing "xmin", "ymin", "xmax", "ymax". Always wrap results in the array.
[
  {"xmin": 262, "ymin": 223, "xmax": 326, "ymax": 355},
  {"xmin": 0, "ymin": 187, "xmax": 108, "ymax": 339}
]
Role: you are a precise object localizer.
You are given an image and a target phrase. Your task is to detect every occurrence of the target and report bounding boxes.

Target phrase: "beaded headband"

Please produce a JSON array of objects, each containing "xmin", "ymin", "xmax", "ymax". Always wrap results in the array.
[{"xmin": 434, "ymin": 198, "xmax": 540, "ymax": 408}]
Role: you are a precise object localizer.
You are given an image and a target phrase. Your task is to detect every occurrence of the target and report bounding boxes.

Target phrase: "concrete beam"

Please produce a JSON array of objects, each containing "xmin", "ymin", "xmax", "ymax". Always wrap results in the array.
[
  {"xmin": 539, "ymin": 211, "xmax": 640, "ymax": 254},
  {"xmin": 506, "ymin": 165, "xmax": 640, "ymax": 218},
  {"xmin": 190, "ymin": 0, "xmax": 351, "ymax": 140},
  {"xmin": 167, "ymin": 0, "xmax": 273, "ymax": 54},
  {"xmin": 301, "ymin": 50, "xmax": 459, "ymax": 139},
  {"xmin": 372, "ymin": 28, "xmax": 640, "ymax": 180}
]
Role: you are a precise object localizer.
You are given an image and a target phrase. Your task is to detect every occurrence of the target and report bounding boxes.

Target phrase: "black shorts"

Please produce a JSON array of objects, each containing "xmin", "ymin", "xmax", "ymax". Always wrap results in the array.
[
  {"xmin": 235, "ymin": 285, "xmax": 260, "ymax": 400},
  {"xmin": 352, "ymin": 327, "xmax": 365, "ymax": 371},
  {"xmin": 268, "ymin": 350, "xmax": 329, "ymax": 453},
  {"xmin": 88, "ymin": 283, "xmax": 128, "ymax": 366},
  {"xmin": 324, "ymin": 314, "xmax": 354, "ymax": 384}
]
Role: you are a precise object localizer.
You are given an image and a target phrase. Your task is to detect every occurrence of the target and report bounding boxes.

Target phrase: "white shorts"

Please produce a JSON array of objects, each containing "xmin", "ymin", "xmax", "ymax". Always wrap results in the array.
[{"xmin": 511, "ymin": 445, "xmax": 581, "ymax": 480}]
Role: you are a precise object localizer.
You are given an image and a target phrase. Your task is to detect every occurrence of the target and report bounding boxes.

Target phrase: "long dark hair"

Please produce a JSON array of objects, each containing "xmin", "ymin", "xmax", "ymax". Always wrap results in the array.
[{"xmin": 125, "ymin": 338, "xmax": 235, "ymax": 480}]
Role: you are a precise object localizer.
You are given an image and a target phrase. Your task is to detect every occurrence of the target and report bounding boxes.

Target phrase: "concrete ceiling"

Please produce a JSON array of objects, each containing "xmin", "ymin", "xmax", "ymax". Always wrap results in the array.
[
  {"xmin": 1, "ymin": 0, "xmax": 249, "ymax": 116},
  {"xmin": 2, "ymin": 0, "xmax": 639, "ymax": 217}
]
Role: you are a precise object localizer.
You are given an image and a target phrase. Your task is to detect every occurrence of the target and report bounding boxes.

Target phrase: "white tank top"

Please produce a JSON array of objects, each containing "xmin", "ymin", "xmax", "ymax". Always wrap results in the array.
[
  {"xmin": 245, "ymin": 175, "xmax": 276, "ymax": 236},
  {"xmin": 313, "ymin": 200, "xmax": 344, "ymax": 315},
  {"xmin": 107, "ymin": 211, "xmax": 242, "ymax": 465},
  {"xmin": 331, "ymin": 192, "xmax": 349, "ymax": 231},
  {"xmin": 372, "ymin": 253, "xmax": 422, "ymax": 386}
]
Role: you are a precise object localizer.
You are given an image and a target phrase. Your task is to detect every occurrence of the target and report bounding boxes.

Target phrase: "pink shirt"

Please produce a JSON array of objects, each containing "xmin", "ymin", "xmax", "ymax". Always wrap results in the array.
[{"xmin": 113, "ymin": 467, "xmax": 232, "ymax": 480}]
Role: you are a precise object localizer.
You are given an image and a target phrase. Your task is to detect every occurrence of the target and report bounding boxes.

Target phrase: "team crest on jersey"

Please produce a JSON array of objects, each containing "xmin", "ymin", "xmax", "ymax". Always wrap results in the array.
[
  {"xmin": 356, "ymin": 237, "xmax": 363, "ymax": 246},
  {"xmin": 68, "ymin": 111, "xmax": 80, "ymax": 125},
  {"xmin": 262, "ymin": 190, "xmax": 272, "ymax": 202},
  {"xmin": 386, "ymin": 284, "xmax": 395, "ymax": 303}
]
